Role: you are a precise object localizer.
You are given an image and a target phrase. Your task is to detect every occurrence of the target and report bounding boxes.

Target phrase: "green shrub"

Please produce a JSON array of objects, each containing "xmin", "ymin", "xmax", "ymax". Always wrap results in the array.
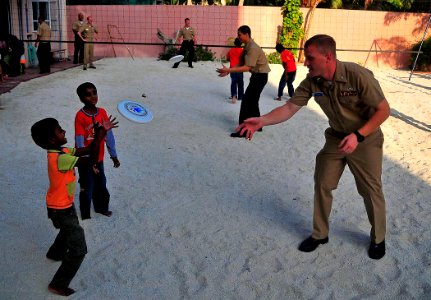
[
  {"xmin": 158, "ymin": 47, "xmax": 177, "ymax": 60},
  {"xmin": 158, "ymin": 45, "xmax": 215, "ymax": 62},
  {"xmin": 410, "ymin": 37, "xmax": 431, "ymax": 71},
  {"xmin": 266, "ymin": 52, "xmax": 281, "ymax": 64},
  {"xmin": 279, "ymin": 0, "xmax": 303, "ymax": 56},
  {"xmin": 194, "ymin": 45, "xmax": 216, "ymax": 61}
]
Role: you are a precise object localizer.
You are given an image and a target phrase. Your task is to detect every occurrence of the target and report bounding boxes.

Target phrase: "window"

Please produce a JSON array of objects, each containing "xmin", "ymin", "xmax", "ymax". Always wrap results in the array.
[{"xmin": 32, "ymin": 0, "xmax": 59, "ymax": 31}]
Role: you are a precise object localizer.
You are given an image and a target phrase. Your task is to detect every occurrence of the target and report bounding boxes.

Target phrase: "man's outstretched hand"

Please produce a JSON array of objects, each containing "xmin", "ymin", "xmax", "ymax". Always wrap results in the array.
[
  {"xmin": 234, "ymin": 117, "xmax": 263, "ymax": 140},
  {"xmin": 216, "ymin": 64, "xmax": 229, "ymax": 77}
]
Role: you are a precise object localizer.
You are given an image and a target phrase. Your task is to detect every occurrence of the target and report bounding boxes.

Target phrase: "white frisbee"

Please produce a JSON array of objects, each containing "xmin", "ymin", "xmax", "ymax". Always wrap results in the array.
[
  {"xmin": 169, "ymin": 54, "xmax": 184, "ymax": 64},
  {"xmin": 117, "ymin": 100, "xmax": 153, "ymax": 123}
]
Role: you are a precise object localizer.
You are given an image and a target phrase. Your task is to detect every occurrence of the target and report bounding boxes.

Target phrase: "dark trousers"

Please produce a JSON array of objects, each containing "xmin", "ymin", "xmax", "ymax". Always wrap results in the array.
[
  {"xmin": 230, "ymin": 72, "xmax": 244, "ymax": 99},
  {"xmin": 37, "ymin": 42, "xmax": 51, "ymax": 73},
  {"xmin": 239, "ymin": 73, "xmax": 268, "ymax": 124},
  {"xmin": 78, "ymin": 162, "xmax": 110, "ymax": 218},
  {"xmin": 73, "ymin": 35, "xmax": 84, "ymax": 64},
  {"xmin": 277, "ymin": 70, "xmax": 296, "ymax": 97},
  {"xmin": 173, "ymin": 40, "xmax": 195, "ymax": 67},
  {"xmin": 9, "ymin": 52, "xmax": 21, "ymax": 77},
  {"xmin": 47, "ymin": 205, "xmax": 87, "ymax": 288}
]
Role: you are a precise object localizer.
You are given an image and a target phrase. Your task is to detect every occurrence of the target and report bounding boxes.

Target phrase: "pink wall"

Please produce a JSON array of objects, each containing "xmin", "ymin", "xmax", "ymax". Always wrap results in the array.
[
  {"xmin": 303, "ymin": 9, "xmax": 430, "ymax": 69},
  {"xmin": 67, "ymin": 5, "xmax": 430, "ymax": 69}
]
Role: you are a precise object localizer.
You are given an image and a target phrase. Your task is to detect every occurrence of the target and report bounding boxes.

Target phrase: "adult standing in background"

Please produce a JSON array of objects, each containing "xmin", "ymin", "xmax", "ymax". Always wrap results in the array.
[
  {"xmin": 78, "ymin": 16, "xmax": 98, "ymax": 71},
  {"xmin": 72, "ymin": 13, "xmax": 85, "ymax": 65},
  {"xmin": 217, "ymin": 25, "xmax": 271, "ymax": 138},
  {"xmin": 235, "ymin": 35, "xmax": 390, "ymax": 260},
  {"xmin": 35, "ymin": 16, "xmax": 51, "ymax": 74},
  {"xmin": 173, "ymin": 18, "xmax": 196, "ymax": 69}
]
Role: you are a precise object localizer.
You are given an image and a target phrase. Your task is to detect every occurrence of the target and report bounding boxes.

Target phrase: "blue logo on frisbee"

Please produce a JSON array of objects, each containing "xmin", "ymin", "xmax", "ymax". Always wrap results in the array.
[
  {"xmin": 118, "ymin": 100, "xmax": 153, "ymax": 123},
  {"xmin": 125, "ymin": 102, "xmax": 148, "ymax": 116}
]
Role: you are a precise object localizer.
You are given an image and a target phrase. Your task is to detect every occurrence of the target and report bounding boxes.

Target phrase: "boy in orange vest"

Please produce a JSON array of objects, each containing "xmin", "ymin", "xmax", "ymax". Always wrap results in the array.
[{"xmin": 31, "ymin": 116, "xmax": 117, "ymax": 296}]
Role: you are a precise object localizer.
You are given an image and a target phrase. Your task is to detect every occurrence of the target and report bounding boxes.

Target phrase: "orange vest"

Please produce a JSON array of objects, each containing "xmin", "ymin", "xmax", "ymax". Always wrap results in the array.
[{"xmin": 46, "ymin": 148, "xmax": 78, "ymax": 209}]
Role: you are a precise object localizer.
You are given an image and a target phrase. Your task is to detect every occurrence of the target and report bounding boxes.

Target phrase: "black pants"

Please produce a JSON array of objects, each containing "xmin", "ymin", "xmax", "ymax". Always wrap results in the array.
[
  {"xmin": 9, "ymin": 52, "xmax": 21, "ymax": 77},
  {"xmin": 238, "ymin": 73, "xmax": 268, "ymax": 124},
  {"xmin": 73, "ymin": 35, "xmax": 84, "ymax": 64},
  {"xmin": 47, "ymin": 205, "xmax": 87, "ymax": 288},
  {"xmin": 37, "ymin": 42, "xmax": 51, "ymax": 73},
  {"xmin": 173, "ymin": 40, "xmax": 195, "ymax": 67}
]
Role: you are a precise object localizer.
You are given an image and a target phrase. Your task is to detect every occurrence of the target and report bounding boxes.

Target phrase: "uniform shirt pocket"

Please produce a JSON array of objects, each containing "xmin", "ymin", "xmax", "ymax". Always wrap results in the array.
[{"xmin": 339, "ymin": 90, "xmax": 360, "ymax": 110}]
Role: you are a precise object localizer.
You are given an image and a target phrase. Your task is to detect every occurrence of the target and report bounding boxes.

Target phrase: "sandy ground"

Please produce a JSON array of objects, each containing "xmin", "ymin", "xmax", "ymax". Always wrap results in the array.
[{"xmin": 0, "ymin": 58, "xmax": 430, "ymax": 299}]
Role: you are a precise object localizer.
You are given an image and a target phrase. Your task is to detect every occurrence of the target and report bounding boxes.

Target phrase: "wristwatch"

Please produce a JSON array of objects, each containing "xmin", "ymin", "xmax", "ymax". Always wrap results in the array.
[{"xmin": 353, "ymin": 130, "xmax": 365, "ymax": 143}]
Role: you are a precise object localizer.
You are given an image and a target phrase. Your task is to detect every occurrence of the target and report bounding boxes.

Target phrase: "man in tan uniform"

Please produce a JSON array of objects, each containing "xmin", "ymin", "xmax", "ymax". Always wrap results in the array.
[
  {"xmin": 236, "ymin": 34, "xmax": 390, "ymax": 260},
  {"xmin": 72, "ymin": 13, "xmax": 85, "ymax": 64},
  {"xmin": 173, "ymin": 18, "xmax": 196, "ymax": 68},
  {"xmin": 35, "ymin": 16, "xmax": 51, "ymax": 74},
  {"xmin": 78, "ymin": 16, "xmax": 98, "ymax": 70},
  {"xmin": 217, "ymin": 25, "xmax": 271, "ymax": 138}
]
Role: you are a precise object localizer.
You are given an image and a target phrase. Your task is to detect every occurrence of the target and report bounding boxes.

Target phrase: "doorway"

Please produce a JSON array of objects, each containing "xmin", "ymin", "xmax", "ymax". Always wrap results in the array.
[{"xmin": 0, "ymin": 1, "xmax": 11, "ymax": 39}]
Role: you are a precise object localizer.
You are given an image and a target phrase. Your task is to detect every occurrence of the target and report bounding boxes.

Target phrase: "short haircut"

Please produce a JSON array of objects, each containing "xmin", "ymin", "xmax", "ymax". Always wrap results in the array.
[
  {"xmin": 185, "ymin": 18, "xmax": 190, "ymax": 22},
  {"xmin": 304, "ymin": 34, "xmax": 337, "ymax": 58},
  {"xmin": 76, "ymin": 82, "xmax": 96, "ymax": 99},
  {"xmin": 275, "ymin": 43, "xmax": 285, "ymax": 53},
  {"xmin": 238, "ymin": 25, "xmax": 251, "ymax": 37},
  {"xmin": 234, "ymin": 38, "xmax": 242, "ymax": 47},
  {"xmin": 38, "ymin": 16, "xmax": 45, "ymax": 22},
  {"xmin": 31, "ymin": 118, "xmax": 59, "ymax": 149}
]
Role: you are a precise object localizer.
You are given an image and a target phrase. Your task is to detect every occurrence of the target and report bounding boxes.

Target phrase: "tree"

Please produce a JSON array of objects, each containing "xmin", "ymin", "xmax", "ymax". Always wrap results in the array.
[{"xmin": 298, "ymin": 0, "xmax": 323, "ymax": 62}]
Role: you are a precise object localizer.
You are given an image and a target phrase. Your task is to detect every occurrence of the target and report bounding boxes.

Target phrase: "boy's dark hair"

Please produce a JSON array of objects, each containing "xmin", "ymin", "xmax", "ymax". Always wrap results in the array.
[
  {"xmin": 305, "ymin": 34, "xmax": 337, "ymax": 59},
  {"xmin": 275, "ymin": 43, "xmax": 285, "ymax": 53},
  {"xmin": 234, "ymin": 38, "xmax": 242, "ymax": 47},
  {"xmin": 76, "ymin": 82, "xmax": 96, "ymax": 99},
  {"xmin": 238, "ymin": 25, "xmax": 251, "ymax": 37},
  {"xmin": 185, "ymin": 18, "xmax": 190, "ymax": 22},
  {"xmin": 31, "ymin": 118, "xmax": 59, "ymax": 150}
]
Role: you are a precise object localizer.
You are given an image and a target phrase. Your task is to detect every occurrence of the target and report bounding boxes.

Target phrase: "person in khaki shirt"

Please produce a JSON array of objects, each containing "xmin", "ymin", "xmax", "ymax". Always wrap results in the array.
[
  {"xmin": 78, "ymin": 16, "xmax": 98, "ymax": 70},
  {"xmin": 72, "ymin": 13, "xmax": 85, "ymax": 64},
  {"xmin": 217, "ymin": 25, "xmax": 271, "ymax": 138},
  {"xmin": 235, "ymin": 34, "xmax": 390, "ymax": 260},
  {"xmin": 172, "ymin": 18, "xmax": 196, "ymax": 68},
  {"xmin": 35, "ymin": 16, "xmax": 51, "ymax": 74}
]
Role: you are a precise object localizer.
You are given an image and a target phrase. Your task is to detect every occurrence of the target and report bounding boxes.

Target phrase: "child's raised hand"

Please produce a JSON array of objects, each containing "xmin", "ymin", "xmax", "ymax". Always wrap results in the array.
[{"xmin": 103, "ymin": 115, "xmax": 119, "ymax": 131}]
